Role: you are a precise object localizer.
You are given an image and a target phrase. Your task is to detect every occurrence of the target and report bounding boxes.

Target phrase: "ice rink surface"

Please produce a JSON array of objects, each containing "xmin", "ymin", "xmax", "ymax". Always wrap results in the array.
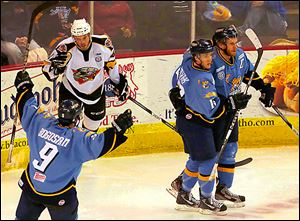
[{"xmin": 1, "ymin": 145, "xmax": 299, "ymax": 220}]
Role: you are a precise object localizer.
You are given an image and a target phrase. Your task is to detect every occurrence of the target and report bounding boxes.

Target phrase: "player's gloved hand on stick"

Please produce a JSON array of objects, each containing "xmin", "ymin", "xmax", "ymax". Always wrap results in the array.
[
  {"xmin": 49, "ymin": 52, "xmax": 70, "ymax": 75},
  {"xmin": 14, "ymin": 70, "xmax": 34, "ymax": 93},
  {"xmin": 112, "ymin": 73, "xmax": 129, "ymax": 101},
  {"xmin": 112, "ymin": 109, "xmax": 133, "ymax": 134},
  {"xmin": 259, "ymin": 83, "xmax": 276, "ymax": 107},
  {"xmin": 169, "ymin": 87, "xmax": 185, "ymax": 113},
  {"xmin": 227, "ymin": 92, "xmax": 252, "ymax": 111}
]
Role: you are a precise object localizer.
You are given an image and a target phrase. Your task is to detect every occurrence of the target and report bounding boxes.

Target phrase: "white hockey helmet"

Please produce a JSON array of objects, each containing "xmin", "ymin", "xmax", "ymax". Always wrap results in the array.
[{"xmin": 71, "ymin": 18, "xmax": 91, "ymax": 36}]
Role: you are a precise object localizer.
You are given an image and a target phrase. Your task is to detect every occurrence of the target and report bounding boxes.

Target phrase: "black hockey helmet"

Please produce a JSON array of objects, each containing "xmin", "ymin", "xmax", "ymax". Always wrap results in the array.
[
  {"xmin": 190, "ymin": 39, "xmax": 214, "ymax": 55},
  {"xmin": 212, "ymin": 25, "xmax": 238, "ymax": 45},
  {"xmin": 58, "ymin": 99, "xmax": 83, "ymax": 126}
]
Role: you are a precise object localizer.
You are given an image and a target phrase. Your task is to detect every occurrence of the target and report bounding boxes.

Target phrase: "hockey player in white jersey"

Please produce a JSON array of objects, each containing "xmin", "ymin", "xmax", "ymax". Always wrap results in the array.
[{"xmin": 42, "ymin": 18, "xmax": 129, "ymax": 131}]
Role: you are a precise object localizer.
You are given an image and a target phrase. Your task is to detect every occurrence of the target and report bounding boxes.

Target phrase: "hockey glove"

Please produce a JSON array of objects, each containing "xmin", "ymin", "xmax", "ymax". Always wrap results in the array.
[
  {"xmin": 227, "ymin": 93, "xmax": 252, "ymax": 111},
  {"xmin": 259, "ymin": 83, "xmax": 276, "ymax": 107},
  {"xmin": 169, "ymin": 87, "xmax": 185, "ymax": 113},
  {"xmin": 14, "ymin": 70, "xmax": 34, "ymax": 93},
  {"xmin": 49, "ymin": 52, "xmax": 70, "ymax": 75},
  {"xmin": 111, "ymin": 109, "xmax": 133, "ymax": 134},
  {"xmin": 112, "ymin": 74, "xmax": 129, "ymax": 101}
]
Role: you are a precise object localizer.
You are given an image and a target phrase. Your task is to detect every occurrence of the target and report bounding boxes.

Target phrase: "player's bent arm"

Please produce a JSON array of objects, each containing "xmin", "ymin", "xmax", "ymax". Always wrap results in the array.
[
  {"xmin": 72, "ymin": 128, "xmax": 127, "ymax": 163},
  {"xmin": 100, "ymin": 128, "xmax": 127, "ymax": 156},
  {"xmin": 243, "ymin": 70, "xmax": 265, "ymax": 90}
]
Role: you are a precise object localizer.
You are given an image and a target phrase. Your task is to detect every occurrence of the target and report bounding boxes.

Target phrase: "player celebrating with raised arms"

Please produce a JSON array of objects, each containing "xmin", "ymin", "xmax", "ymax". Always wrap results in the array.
[
  {"xmin": 169, "ymin": 39, "xmax": 251, "ymax": 215},
  {"xmin": 42, "ymin": 18, "xmax": 129, "ymax": 132},
  {"xmin": 13, "ymin": 70, "xmax": 133, "ymax": 220}
]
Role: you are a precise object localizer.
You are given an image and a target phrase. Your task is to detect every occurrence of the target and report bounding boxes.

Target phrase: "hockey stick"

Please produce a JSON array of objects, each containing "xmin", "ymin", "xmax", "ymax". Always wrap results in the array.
[
  {"xmin": 128, "ymin": 96, "xmax": 179, "ymax": 133},
  {"xmin": 234, "ymin": 157, "xmax": 253, "ymax": 167},
  {"xmin": 207, "ymin": 28, "xmax": 263, "ymax": 182},
  {"xmin": 128, "ymin": 95, "xmax": 251, "ymax": 167},
  {"xmin": 272, "ymin": 105, "xmax": 299, "ymax": 137},
  {"xmin": 7, "ymin": 1, "xmax": 59, "ymax": 164}
]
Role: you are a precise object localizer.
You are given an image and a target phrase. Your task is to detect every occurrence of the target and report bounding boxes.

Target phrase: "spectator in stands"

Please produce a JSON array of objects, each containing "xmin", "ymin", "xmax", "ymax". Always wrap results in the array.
[
  {"xmin": 203, "ymin": 1, "xmax": 232, "ymax": 22},
  {"xmin": 1, "ymin": 1, "xmax": 30, "ymax": 44},
  {"xmin": 1, "ymin": 36, "xmax": 24, "ymax": 66},
  {"xmin": 78, "ymin": 1, "xmax": 135, "ymax": 50},
  {"xmin": 196, "ymin": 1, "xmax": 233, "ymax": 40},
  {"xmin": 1, "ymin": 52, "xmax": 9, "ymax": 66},
  {"xmin": 225, "ymin": 1, "xmax": 288, "ymax": 44},
  {"xmin": 1, "ymin": 2, "xmax": 48, "ymax": 64},
  {"xmin": 34, "ymin": 1, "xmax": 79, "ymax": 53},
  {"xmin": 129, "ymin": 1, "xmax": 191, "ymax": 51},
  {"xmin": 1, "ymin": 36, "xmax": 48, "ymax": 65}
]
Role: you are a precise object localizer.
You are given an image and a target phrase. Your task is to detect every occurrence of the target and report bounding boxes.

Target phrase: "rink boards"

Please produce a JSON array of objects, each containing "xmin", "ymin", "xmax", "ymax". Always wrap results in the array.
[{"xmin": 1, "ymin": 48, "xmax": 299, "ymax": 171}]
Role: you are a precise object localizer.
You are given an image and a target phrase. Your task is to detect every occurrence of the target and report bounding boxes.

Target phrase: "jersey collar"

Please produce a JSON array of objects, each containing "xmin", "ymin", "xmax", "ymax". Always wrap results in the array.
[
  {"xmin": 217, "ymin": 48, "xmax": 235, "ymax": 66},
  {"xmin": 192, "ymin": 62, "xmax": 210, "ymax": 72}
]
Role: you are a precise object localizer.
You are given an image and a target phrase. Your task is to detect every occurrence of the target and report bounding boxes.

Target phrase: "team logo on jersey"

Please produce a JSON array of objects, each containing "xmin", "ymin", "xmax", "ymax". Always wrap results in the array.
[
  {"xmin": 230, "ymin": 77, "xmax": 242, "ymax": 93},
  {"xmin": 95, "ymin": 53, "xmax": 102, "ymax": 62},
  {"xmin": 201, "ymin": 80, "xmax": 209, "ymax": 89},
  {"xmin": 58, "ymin": 199, "xmax": 65, "ymax": 206},
  {"xmin": 185, "ymin": 113, "xmax": 192, "ymax": 120},
  {"xmin": 95, "ymin": 56, "xmax": 102, "ymax": 62},
  {"xmin": 72, "ymin": 67, "xmax": 100, "ymax": 84},
  {"xmin": 33, "ymin": 172, "xmax": 46, "ymax": 183},
  {"xmin": 217, "ymin": 71, "xmax": 225, "ymax": 80}
]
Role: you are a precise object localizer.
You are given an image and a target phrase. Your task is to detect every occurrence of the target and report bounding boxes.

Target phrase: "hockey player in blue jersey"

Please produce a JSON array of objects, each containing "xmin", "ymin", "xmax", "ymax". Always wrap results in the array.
[
  {"xmin": 208, "ymin": 25, "xmax": 275, "ymax": 208},
  {"xmin": 168, "ymin": 25, "xmax": 276, "ymax": 209},
  {"xmin": 169, "ymin": 39, "xmax": 251, "ymax": 215},
  {"xmin": 13, "ymin": 70, "xmax": 133, "ymax": 220}
]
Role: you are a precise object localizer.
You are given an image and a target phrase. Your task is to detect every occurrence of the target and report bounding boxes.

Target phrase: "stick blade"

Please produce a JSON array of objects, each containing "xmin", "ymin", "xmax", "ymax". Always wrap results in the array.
[
  {"xmin": 235, "ymin": 157, "xmax": 253, "ymax": 167},
  {"xmin": 245, "ymin": 29, "xmax": 262, "ymax": 49}
]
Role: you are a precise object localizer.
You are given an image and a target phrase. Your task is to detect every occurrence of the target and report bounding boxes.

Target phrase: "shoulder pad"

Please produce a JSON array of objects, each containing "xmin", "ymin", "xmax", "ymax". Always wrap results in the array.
[
  {"xmin": 55, "ymin": 38, "xmax": 76, "ymax": 53},
  {"xmin": 92, "ymin": 35, "xmax": 114, "ymax": 50}
]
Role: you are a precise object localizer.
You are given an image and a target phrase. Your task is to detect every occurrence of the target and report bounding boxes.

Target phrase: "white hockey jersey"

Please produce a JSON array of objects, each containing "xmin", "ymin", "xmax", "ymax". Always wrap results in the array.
[{"xmin": 42, "ymin": 35, "xmax": 120, "ymax": 104}]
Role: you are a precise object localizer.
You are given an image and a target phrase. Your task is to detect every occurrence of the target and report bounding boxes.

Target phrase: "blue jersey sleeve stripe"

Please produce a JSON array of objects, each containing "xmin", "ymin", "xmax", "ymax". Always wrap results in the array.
[
  {"xmin": 16, "ymin": 89, "xmax": 29, "ymax": 120},
  {"xmin": 16, "ymin": 89, "xmax": 34, "ymax": 120},
  {"xmin": 244, "ymin": 76, "xmax": 261, "ymax": 81},
  {"xmin": 100, "ymin": 128, "xmax": 128, "ymax": 157},
  {"xmin": 106, "ymin": 132, "xmax": 117, "ymax": 155}
]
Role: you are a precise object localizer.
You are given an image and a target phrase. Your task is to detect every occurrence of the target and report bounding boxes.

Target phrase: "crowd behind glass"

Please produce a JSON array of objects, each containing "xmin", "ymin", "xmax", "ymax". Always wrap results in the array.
[{"xmin": 1, "ymin": 1, "xmax": 299, "ymax": 67}]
